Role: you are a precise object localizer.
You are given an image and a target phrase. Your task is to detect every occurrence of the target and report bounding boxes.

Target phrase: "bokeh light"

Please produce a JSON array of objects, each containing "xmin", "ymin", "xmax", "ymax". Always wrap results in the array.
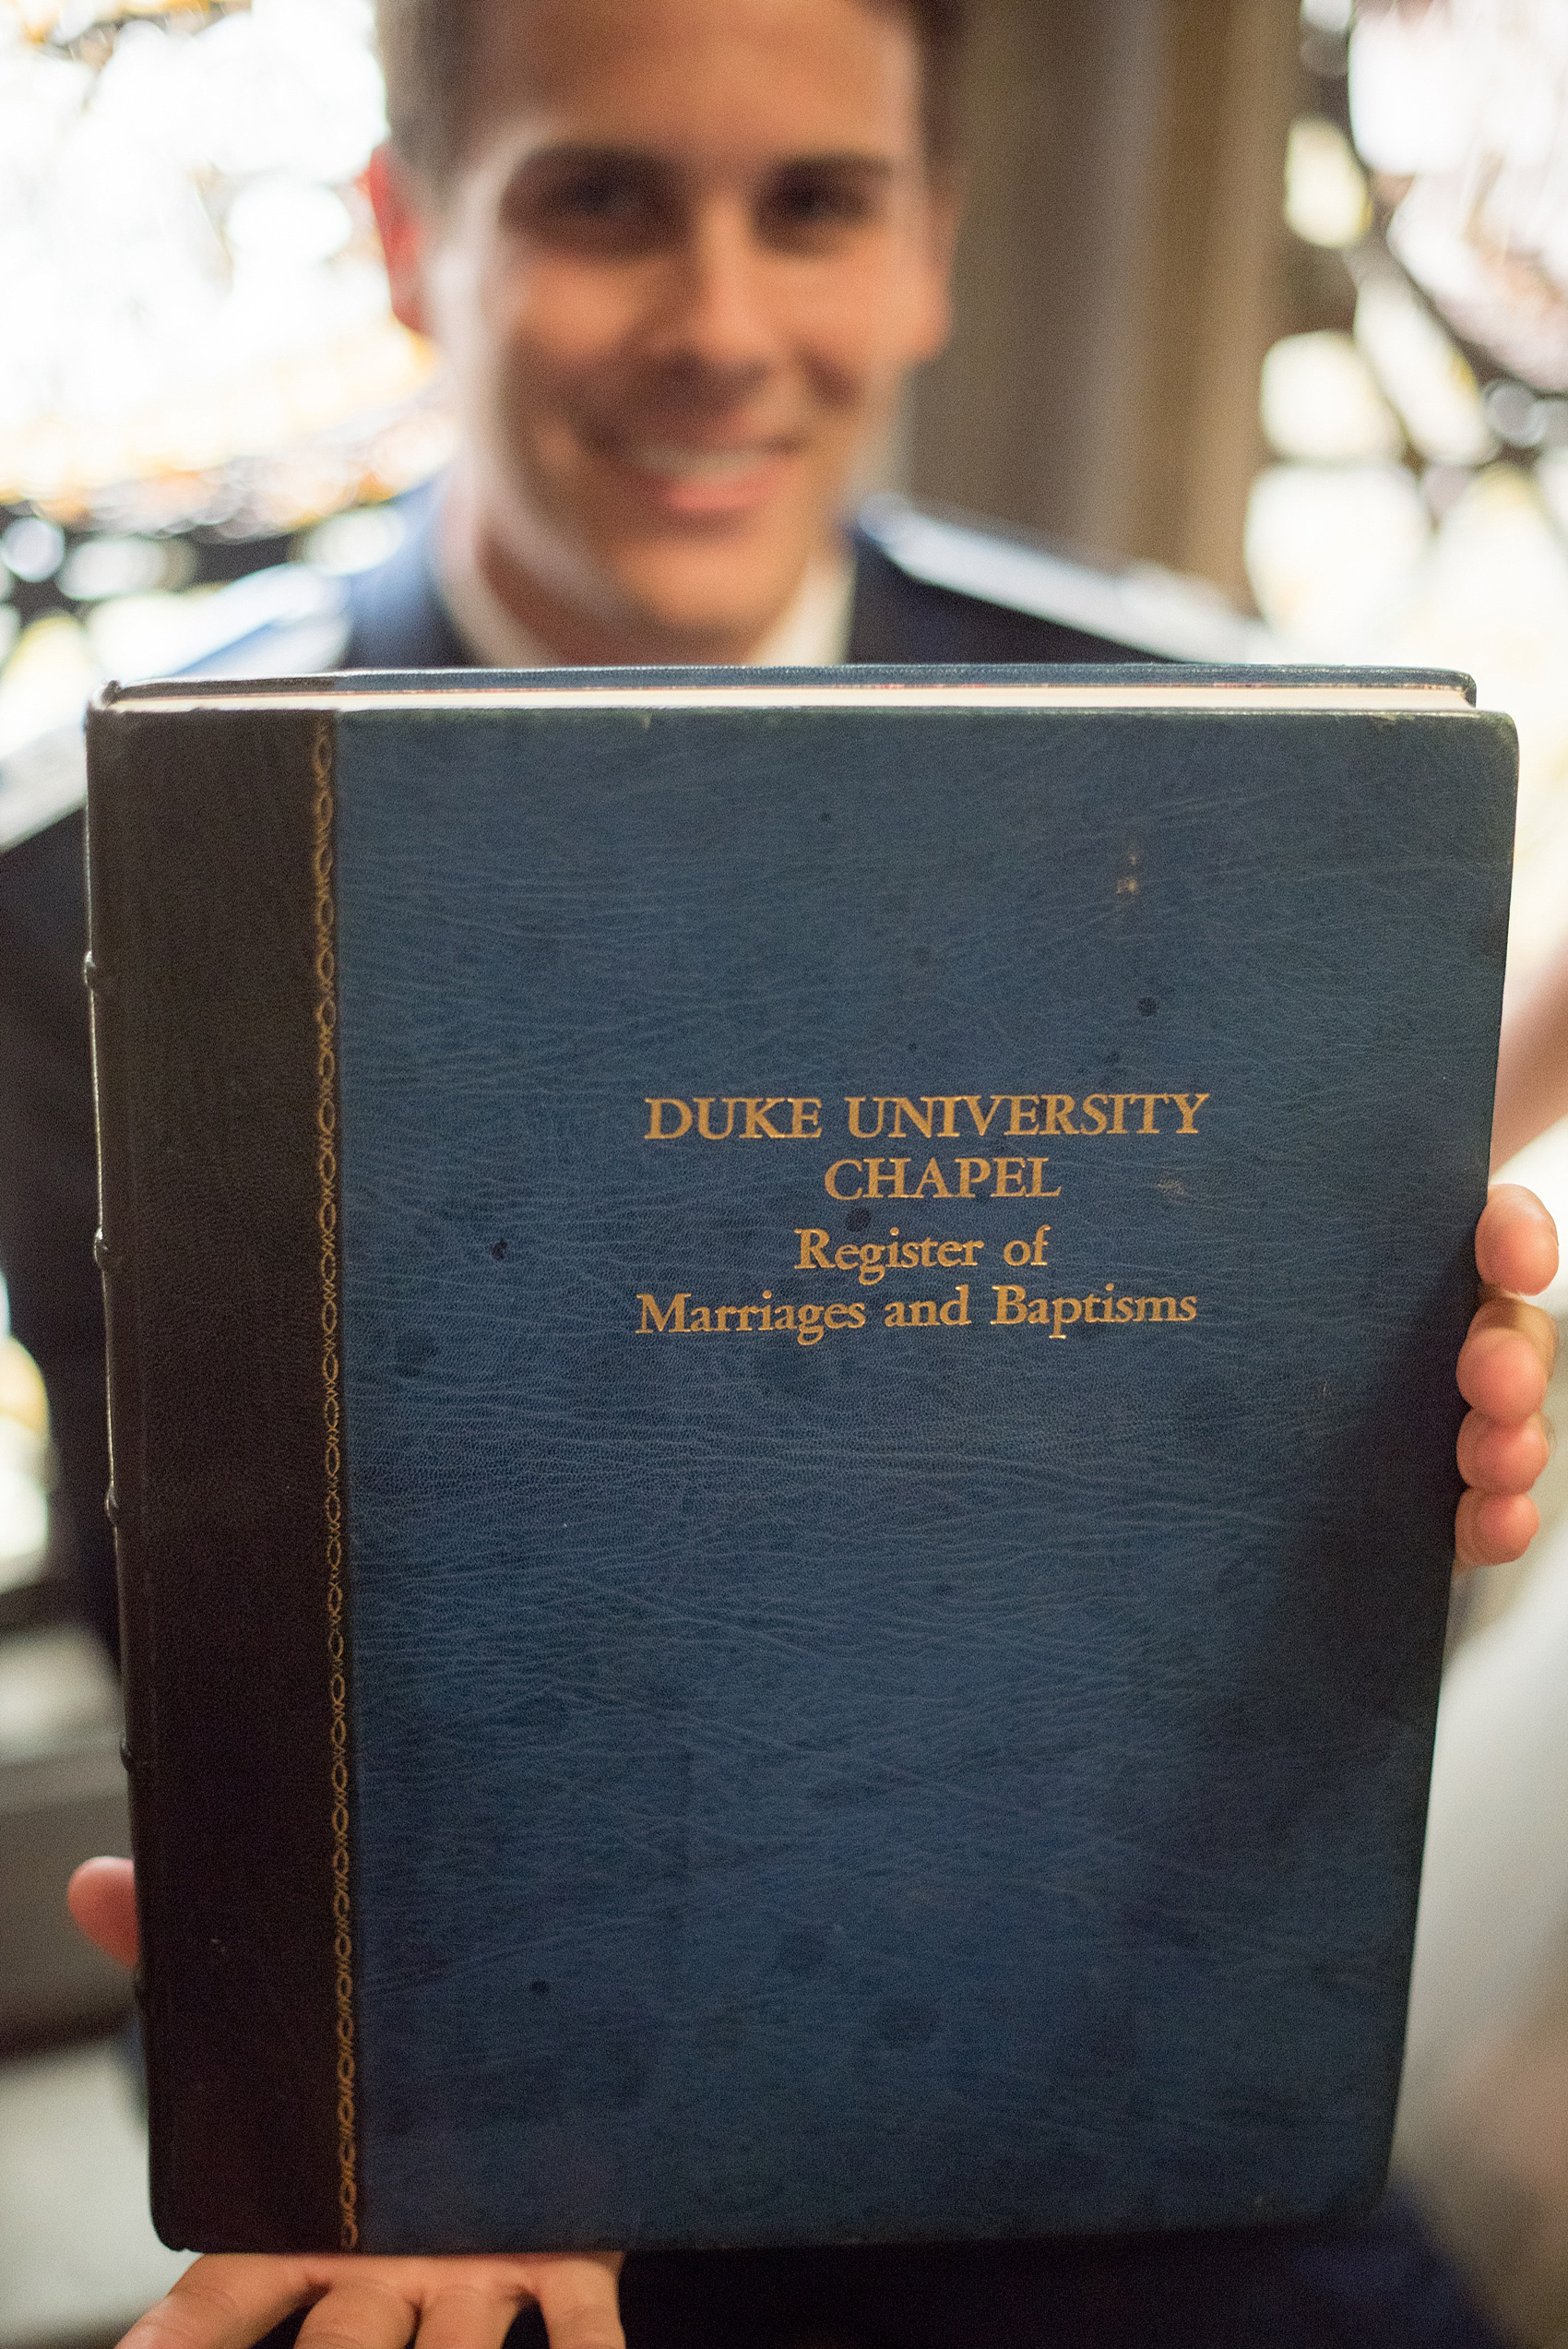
[
  {"xmin": 0, "ymin": 0, "xmax": 455, "ymax": 792},
  {"xmin": 1249, "ymin": 0, "xmax": 1568, "ymax": 981},
  {"xmin": 0, "ymin": 0, "xmax": 453, "ymax": 526}
]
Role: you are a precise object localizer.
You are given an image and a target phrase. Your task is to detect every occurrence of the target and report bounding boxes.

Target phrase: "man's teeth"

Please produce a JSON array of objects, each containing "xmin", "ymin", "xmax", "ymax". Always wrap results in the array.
[{"xmin": 630, "ymin": 447, "xmax": 776, "ymax": 483}]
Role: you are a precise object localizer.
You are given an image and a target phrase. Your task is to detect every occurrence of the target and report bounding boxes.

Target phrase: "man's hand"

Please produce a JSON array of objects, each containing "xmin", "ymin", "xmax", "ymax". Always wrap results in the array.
[
  {"xmin": 66, "ymin": 1862, "xmax": 624, "ymax": 2349},
  {"xmin": 110, "ymin": 2253, "xmax": 624, "ymax": 2349},
  {"xmin": 1455, "ymin": 1183, "xmax": 1559, "ymax": 1569}
]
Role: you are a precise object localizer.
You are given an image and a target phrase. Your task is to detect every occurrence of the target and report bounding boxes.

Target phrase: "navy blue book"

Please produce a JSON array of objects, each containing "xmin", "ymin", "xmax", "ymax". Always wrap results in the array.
[{"xmin": 83, "ymin": 666, "xmax": 1515, "ymax": 2257}]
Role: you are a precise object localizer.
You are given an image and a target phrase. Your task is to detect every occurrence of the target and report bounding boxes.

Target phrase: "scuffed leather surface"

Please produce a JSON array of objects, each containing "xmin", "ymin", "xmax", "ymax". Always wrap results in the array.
[{"xmin": 331, "ymin": 695, "xmax": 1515, "ymax": 2252}]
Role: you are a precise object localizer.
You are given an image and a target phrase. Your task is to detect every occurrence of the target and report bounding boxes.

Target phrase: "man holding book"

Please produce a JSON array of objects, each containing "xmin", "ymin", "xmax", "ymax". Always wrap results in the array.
[{"xmin": 34, "ymin": 0, "xmax": 1563, "ymax": 2343}]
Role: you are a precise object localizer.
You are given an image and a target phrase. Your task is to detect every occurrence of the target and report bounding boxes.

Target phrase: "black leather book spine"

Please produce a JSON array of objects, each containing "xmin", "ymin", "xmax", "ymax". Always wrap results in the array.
[{"xmin": 85, "ymin": 697, "xmax": 354, "ymax": 2251}]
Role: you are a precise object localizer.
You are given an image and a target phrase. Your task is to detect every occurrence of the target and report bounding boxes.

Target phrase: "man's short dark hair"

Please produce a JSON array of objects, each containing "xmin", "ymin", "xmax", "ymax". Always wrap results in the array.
[{"xmin": 375, "ymin": 0, "xmax": 968, "ymax": 187}]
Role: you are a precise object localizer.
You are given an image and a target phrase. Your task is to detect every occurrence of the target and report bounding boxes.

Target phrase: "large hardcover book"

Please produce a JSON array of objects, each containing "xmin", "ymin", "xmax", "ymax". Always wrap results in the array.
[{"xmin": 84, "ymin": 666, "xmax": 1515, "ymax": 2257}]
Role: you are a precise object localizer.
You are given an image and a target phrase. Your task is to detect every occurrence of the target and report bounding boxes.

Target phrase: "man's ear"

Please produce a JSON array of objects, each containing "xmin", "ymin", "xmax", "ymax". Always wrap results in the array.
[{"xmin": 366, "ymin": 143, "xmax": 434, "ymax": 338}]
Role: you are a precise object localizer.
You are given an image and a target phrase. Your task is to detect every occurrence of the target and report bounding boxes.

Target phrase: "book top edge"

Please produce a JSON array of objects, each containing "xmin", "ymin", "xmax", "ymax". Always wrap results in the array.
[{"xmin": 96, "ymin": 663, "xmax": 1480, "ymax": 718}]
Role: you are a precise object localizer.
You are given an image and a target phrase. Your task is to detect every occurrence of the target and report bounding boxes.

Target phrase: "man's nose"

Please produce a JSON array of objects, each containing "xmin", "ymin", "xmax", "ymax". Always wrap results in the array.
[{"xmin": 642, "ymin": 201, "xmax": 783, "ymax": 388}]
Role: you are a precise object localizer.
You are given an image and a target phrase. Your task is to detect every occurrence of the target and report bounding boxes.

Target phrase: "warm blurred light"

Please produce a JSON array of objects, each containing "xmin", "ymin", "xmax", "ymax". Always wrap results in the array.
[
  {"xmin": 1348, "ymin": 2, "xmax": 1477, "ymax": 175},
  {"xmin": 1244, "ymin": 460, "xmax": 1431, "ymax": 645},
  {"xmin": 226, "ymin": 178, "xmax": 355, "ymax": 268},
  {"xmin": 1, "ymin": 516, "xmax": 65, "ymax": 582},
  {"xmin": 1374, "ymin": 466, "xmax": 1568, "ymax": 974},
  {"xmin": 1246, "ymin": 454, "xmax": 1568, "ymax": 973},
  {"xmin": 1264, "ymin": 4, "xmax": 1568, "ymax": 984},
  {"xmin": 0, "ymin": 0, "xmax": 453, "ymax": 530},
  {"xmin": 1483, "ymin": 380, "xmax": 1547, "ymax": 448},
  {"xmin": 56, "ymin": 533, "xmax": 195, "ymax": 600},
  {"xmin": 1353, "ymin": 275, "xmax": 1497, "ymax": 465},
  {"xmin": 1538, "ymin": 447, "xmax": 1568, "ymax": 534},
  {"xmin": 85, "ymin": 590, "xmax": 216, "ymax": 682},
  {"xmin": 1350, "ymin": 0, "xmax": 1568, "ymax": 391},
  {"xmin": 0, "ymin": 1352, "xmax": 48, "ymax": 1582},
  {"xmin": 0, "ymin": 1278, "xmax": 49, "ymax": 1590},
  {"xmin": 1284, "ymin": 118, "xmax": 1372, "ymax": 249},
  {"xmin": 301, "ymin": 504, "xmax": 408, "ymax": 576},
  {"xmin": 1260, "ymin": 332, "xmax": 1401, "ymax": 462},
  {"xmin": 1391, "ymin": 185, "xmax": 1568, "ymax": 395},
  {"xmin": 13, "ymin": 0, "xmax": 214, "ymax": 34},
  {"xmin": 0, "ymin": 611, "xmax": 97, "ymax": 754}
]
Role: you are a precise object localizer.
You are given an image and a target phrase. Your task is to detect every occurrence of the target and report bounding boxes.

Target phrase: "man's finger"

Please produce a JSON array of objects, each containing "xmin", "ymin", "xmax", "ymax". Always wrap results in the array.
[
  {"xmin": 1476, "ymin": 1184, "xmax": 1559, "ymax": 1296},
  {"xmin": 117, "ymin": 2259, "xmax": 327, "ymax": 2349},
  {"xmin": 1457, "ymin": 1306, "xmax": 1556, "ymax": 1421},
  {"xmin": 70, "ymin": 1855, "xmax": 139, "ymax": 1969},
  {"xmin": 1456, "ymin": 1407, "xmax": 1551, "ymax": 1495},
  {"xmin": 1467, "ymin": 1289, "xmax": 1559, "ymax": 1365},
  {"xmin": 296, "ymin": 2278, "xmax": 419, "ymax": 2349},
  {"xmin": 529, "ymin": 2258, "xmax": 625, "ymax": 2349},
  {"xmin": 1455, "ymin": 1486, "xmax": 1539, "ymax": 1571},
  {"xmin": 411, "ymin": 2283, "xmax": 531, "ymax": 2349}
]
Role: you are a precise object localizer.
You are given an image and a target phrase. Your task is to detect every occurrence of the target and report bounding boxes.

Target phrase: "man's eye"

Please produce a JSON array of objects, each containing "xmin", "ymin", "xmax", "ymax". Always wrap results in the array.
[
  {"xmin": 501, "ymin": 160, "xmax": 675, "ymax": 251},
  {"xmin": 761, "ymin": 170, "xmax": 883, "ymax": 244},
  {"xmin": 552, "ymin": 171, "xmax": 647, "ymax": 221}
]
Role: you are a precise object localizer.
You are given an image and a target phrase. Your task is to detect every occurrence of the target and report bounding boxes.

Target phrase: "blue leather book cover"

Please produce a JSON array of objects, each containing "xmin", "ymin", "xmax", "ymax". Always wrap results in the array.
[{"xmin": 84, "ymin": 667, "xmax": 1515, "ymax": 2256}]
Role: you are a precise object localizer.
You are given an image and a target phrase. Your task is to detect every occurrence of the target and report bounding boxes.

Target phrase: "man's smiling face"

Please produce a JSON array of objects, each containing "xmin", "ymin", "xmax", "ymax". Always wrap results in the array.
[{"xmin": 371, "ymin": 0, "xmax": 956, "ymax": 662}]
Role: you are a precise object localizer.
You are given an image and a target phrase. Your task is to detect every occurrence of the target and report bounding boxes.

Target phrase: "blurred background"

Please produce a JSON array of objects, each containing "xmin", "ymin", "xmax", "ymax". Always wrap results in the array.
[{"xmin": 1, "ymin": 0, "xmax": 1566, "ymax": 2342}]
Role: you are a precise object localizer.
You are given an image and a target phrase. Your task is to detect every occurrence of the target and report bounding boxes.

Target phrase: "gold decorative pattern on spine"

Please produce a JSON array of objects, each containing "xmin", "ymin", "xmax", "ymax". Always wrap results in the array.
[{"xmin": 313, "ymin": 720, "xmax": 358, "ymax": 2252}]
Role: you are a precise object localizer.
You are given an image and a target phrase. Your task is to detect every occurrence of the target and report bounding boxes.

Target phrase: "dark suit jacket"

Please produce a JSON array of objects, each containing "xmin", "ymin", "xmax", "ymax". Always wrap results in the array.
[{"xmin": 0, "ymin": 508, "xmax": 1503, "ymax": 2349}]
